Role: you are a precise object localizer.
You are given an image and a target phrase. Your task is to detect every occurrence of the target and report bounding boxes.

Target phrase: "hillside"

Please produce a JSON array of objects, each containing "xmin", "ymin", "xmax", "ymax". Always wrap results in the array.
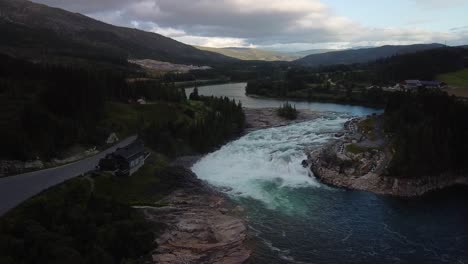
[
  {"xmin": 195, "ymin": 46, "xmax": 299, "ymax": 61},
  {"xmin": 295, "ymin": 43, "xmax": 446, "ymax": 67},
  {"xmin": 288, "ymin": 49, "xmax": 340, "ymax": 57},
  {"xmin": 0, "ymin": 0, "xmax": 236, "ymax": 65}
]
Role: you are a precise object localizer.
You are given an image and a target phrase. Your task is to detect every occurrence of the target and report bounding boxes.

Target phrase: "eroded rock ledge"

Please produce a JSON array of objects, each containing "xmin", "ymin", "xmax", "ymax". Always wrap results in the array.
[
  {"xmin": 310, "ymin": 151, "xmax": 468, "ymax": 197},
  {"xmin": 307, "ymin": 116, "xmax": 468, "ymax": 197},
  {"xmin": 138, "ymin": 167, "xmax": 250, "ymax": 264}
]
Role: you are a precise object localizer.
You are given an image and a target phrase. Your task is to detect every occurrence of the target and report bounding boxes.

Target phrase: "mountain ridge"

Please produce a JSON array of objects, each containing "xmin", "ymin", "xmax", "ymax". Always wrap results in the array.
[
  {"xmin": 0, "ymin": 0, "xmax": 236, "ymax": 65},
  {"xmin": 194, "ymin": 46, "xmax": 299, "ymax": 61},
  {"xmin": 295, "ymin": 43, "xmax": 447, "ymax": 67}
]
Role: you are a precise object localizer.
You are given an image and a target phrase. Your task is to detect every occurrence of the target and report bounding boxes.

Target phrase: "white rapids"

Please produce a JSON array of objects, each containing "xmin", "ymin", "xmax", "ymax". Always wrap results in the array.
[{"xmin": 192, "ymin": 113, "xmax": 350, "ymax": 208}]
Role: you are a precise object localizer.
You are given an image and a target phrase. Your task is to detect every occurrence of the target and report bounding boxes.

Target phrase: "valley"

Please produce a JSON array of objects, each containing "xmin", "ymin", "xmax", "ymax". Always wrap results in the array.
[{"xmin": 1, "ymin": 0, "xmax": 468, "ymax": 263}]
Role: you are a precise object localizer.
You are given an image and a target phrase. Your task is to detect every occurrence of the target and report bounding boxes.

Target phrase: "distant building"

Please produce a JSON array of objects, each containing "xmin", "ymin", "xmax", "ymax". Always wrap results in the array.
[
  {"xmin": 137, "ymin": 98, "xmax": 147, "ymax": 105},
  {"xmin": 400, "ymin": 80, "xmax": 421, "ymax": 90},
  {"xmin": 400, "ymin": 80, "xmax": 447, "ymax": 90},
  {"xmin": 420, "ymin": 81, "xmax": 447, "ymax": 89},
  {"xmin": 98, "ymin": 140, "xmax": 147, "ymax": 176}
]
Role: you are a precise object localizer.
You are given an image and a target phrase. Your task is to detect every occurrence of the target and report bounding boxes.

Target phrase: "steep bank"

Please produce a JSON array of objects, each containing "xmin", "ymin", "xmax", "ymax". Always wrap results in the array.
[
  {"xmin": 307, "ymin": 116, "xmax": 468, "ymax": 197},
  {"xmin": 138, "ymin": 167, "xmax": 250, "ymax": 264},
  {"xmin": 310, "ymin": 150, "xmax": 468, "ymax": 196}
]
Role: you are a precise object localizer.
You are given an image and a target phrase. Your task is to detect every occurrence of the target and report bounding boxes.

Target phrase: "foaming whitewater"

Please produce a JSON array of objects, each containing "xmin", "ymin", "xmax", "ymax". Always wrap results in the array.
[
  {"xmin": 187, "ymin": 84, "xmax": 468, "ymax": 263},
  {"xmin": 192, "ymin": 113, "xmax": 349, "ymax": 208}
]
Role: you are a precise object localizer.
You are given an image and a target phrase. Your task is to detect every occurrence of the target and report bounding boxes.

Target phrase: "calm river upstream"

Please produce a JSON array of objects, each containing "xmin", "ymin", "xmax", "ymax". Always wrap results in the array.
[{"xmin": 187, "ymin": 83, "xmax": 468, "ymax": 263}]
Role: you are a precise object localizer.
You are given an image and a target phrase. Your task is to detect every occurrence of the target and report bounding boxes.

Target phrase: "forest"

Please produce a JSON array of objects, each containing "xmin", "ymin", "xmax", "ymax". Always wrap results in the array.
[
  {"xmin": 245, "ymin": 47, "xmax": 468, "ymax": 107},
  {"xmin": 0, "ymin": 56, "xmax": 245, "ymax": 263},
  {"xmin": 0, "ymin": 55, "xmax": 245, "ymax": 161},
  {"xmin": 384, "ymin": 89, "xmax": 468, "ymax": 177},
  {"xmin": 142, "ymin": 90, "xmax": 245, "ymax": 156},
  {"xmin": 0, "ymin": 54, "xmax": 127, "ymax": 160},
  {"xmin": 0, "ymin": 176, "xmax": 156, "ymax": 264}
]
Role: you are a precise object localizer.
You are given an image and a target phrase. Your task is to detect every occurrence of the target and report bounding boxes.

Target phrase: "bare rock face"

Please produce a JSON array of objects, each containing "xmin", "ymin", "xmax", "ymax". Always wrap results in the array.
[
  {"xmin": 309, "ymin": 144, "xmax": 468, "ymax": 197},
  {"xmin": 138, "ymin": 167, "xmax": 250, "ymax": 264}
]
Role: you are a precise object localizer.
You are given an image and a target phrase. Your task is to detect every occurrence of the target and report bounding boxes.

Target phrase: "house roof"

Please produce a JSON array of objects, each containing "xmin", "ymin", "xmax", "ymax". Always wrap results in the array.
[
  {"xmin": 420, "ymin": 81, "xmax": 441, "ymax": 86},
  {"xmin": 404, "ymin": 80, "xmax": 421, "ymax": 84},
  {"xmin": 114, "ymin": 140, "xmax": 144, "ymax": 160}
]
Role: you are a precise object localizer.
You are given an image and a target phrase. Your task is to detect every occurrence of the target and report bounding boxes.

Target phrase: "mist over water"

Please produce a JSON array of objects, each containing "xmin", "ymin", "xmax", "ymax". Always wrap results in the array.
[{"xmin": 190, "ymin": 83, "xmax": 468, "ymax": 263}]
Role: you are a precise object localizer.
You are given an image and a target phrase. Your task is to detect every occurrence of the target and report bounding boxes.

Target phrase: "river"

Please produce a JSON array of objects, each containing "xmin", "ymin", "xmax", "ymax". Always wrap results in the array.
[{"xmin": 187, "ymin": 83, "xmax": 468, "ymax": 263}]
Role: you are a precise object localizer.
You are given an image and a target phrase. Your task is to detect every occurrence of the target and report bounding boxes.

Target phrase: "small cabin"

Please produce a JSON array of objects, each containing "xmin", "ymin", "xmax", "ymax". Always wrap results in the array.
[{"xmin": 99, "ymin": 140, "xmax": 146, "ymax": 176}]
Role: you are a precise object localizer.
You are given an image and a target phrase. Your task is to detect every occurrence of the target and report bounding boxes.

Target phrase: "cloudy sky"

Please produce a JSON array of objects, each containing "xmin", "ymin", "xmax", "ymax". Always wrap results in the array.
[{"xmin": 33, "ymin": 0, "xmax": 468, "ymax": 51}]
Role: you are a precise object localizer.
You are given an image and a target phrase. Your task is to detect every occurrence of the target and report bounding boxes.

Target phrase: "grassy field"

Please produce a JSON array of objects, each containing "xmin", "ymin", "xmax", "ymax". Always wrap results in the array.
[
  {"xmin": 358, "ymin": 118, "xmax": 377, "ymax": 141},
  {"xmin": 438, "ymin": 68, "xmax": 468, "ymax": 87},
  {"xmin": 438, "ymin": 69, "xmax": 468, "ymax": 98},
  {"xmin": 345, "ymin": 144, "xmax": 370, "ymax": 154}
]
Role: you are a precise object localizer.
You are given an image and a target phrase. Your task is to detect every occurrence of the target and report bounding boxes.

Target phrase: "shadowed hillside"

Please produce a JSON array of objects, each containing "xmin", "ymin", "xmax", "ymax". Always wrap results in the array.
[
  {"xmin": 0, "ymin": 0, "xmax": 236, "ymax": 65},
  {"xmin": 295, "ymin": 44, "xmax": 446, "ymax": 67}
]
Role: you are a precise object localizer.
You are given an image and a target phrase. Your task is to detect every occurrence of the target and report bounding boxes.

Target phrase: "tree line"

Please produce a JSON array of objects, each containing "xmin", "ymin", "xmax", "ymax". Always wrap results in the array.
[
  {"xmin": 0, "ymin": 54, "xmax": 245, "ymax": 161},
  {"xmin": 0, "ymin": 54, "xmax": 128, "ymax": 160},
  {"xmin": 143, "ymin": 91, "xmax": 245, "ymax": 156},
  {"xmin": 244, "ymin": 47, "xmax": 468, "ymax": 107},
  {"xmin": 384, "ymin": 89, "xmax": 468, "ymax": 178}
]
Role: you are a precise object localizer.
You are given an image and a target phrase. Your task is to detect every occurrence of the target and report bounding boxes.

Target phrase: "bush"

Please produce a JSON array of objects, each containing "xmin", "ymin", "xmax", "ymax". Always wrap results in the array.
[{"xmin": 277, "ymin": 102, "xmax": 298, "ymax": 120}]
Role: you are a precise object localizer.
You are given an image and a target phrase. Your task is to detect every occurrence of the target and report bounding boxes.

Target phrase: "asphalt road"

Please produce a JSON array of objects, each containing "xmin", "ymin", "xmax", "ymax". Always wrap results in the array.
[{"xmin": 0, "ymin": 136, "xmax": 137, "ymax": 216}]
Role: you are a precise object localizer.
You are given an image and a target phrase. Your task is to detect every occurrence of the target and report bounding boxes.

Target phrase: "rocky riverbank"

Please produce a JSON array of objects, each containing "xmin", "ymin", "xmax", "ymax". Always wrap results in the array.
[
  {"xmin": 142, "ymin": 108, "xmax": 323, "ymax": 263},
  {"xmin": 307, "ymin": 116, "xmax": 468, "ymax": 197},
  {"xmin": 244, "ymin": 108, "xmax": 319, "ymax": 132},
  {"xmin": 137, "ymin": 167, "xmax": 250, "ymax": 264}
]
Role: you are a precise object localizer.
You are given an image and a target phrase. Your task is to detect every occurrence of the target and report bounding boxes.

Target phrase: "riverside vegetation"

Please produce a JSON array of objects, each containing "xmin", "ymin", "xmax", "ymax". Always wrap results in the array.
[
  {"xmin": 384, "ymin": 89, "xmax": 468, "ymax": 178},
  {"xmin": 246, "ymin": 47, "xmax": 468, "ymax": 107},
  {"xmin": 276, "ymin": 102, "xmax": 298, "ymax": 120},
  {"xmin": 309, "ymin": 88, "xmax": 468, "ymax": 196},
  {"xmin": 0, "ymin": 53, "xmax": 245, "ymax": 263}
]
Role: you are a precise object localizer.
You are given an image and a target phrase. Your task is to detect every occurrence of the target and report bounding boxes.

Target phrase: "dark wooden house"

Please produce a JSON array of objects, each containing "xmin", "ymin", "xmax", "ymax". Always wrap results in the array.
[{"xmin": 99, "ymin": 140, "xmax": 146, "ymax": 176}]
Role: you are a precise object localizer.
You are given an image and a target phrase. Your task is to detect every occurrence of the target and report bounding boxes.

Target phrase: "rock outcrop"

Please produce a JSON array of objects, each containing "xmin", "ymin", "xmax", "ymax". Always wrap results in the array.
[
  {"xmin": 311, "ymin": 161, "xmax": 468, "ymax": 197},
  {"xmin": 138, "ymin": 167, "xmax": 250, "ymax": 264},
  {"xmin": 308, "ymin": 116, "xmax": 468, "ymax": 197}
]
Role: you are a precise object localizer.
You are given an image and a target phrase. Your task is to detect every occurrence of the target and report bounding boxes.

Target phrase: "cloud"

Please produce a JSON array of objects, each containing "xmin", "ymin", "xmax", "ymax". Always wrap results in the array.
[
  {"xmin": 409, "ymin": 0, "xmax": 468, "ymax": 8},
  {"xmin": 33, "ymin": 0, "xmax": 468, "ymax": 50}
]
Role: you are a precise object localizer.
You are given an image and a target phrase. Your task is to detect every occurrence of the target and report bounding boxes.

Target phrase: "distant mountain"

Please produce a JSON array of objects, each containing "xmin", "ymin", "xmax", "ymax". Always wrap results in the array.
[
  {"xmin": 195, "ymin": 46, "xmax": 299, "ymax": 61},
  {"xmin": 0, "ymin": 0, "xmax": 236, "ymax": 65},
  {"xmin": 287, "ymin": 49, "xmax": 340, "ymax": 57},
  {"xmin": 295, "ymin": 44, "xmax": 446, "ymax": 67}
]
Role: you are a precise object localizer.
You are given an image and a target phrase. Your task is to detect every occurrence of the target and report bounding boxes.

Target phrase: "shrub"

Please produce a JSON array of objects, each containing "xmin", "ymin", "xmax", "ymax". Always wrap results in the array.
[{"xmin": 277, "ymin": 102, "xmax": 298, "ymax": 120}]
